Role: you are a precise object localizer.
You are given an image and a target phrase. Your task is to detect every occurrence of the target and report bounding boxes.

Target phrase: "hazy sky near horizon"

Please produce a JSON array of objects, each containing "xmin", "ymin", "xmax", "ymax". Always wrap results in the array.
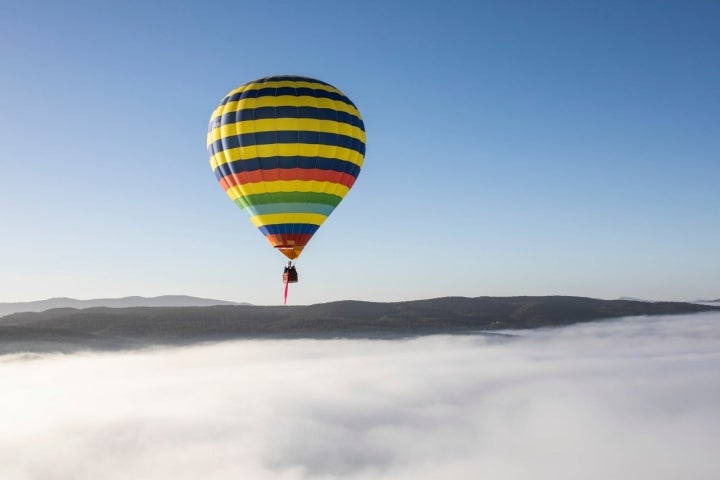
[
  {"xmin": 1, "ymin": 1, "xmax": 718, "ymax": 304},
  {"xmin": 1, "ymin": 312, "xmax": 719, "ymax": 479}
]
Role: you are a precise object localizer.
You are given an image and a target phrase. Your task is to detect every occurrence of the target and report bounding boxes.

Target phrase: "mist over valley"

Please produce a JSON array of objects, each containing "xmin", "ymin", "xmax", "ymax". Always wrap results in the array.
[{"xmin": 1, "ymin": 311, "xmax": 718, "ymax": 479}]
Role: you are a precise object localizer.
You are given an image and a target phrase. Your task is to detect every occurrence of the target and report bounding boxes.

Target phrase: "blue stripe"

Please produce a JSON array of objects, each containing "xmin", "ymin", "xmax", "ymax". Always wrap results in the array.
[
  {"xmin": 254, "ymin": 76, "xmax": 334, "ymax": 87},
  {"xmin": 221, "ymin": 77, "xmax": 335, "ymax": 104},
  {"xmin": 213, "ymin": 156, "xmax": 361, "ymax": 181},
  {"xmin": 245, "ymin": 203, "xmax": 336, "ymax": 216},
  {"xmin": 213, "ymin": 107, "xmax": 364, "ymax": 131},
  {"xmin": 220, "ymin": 86, "xmax": 355, "ymax": 110},
  {"xmin": 208, "ymin": 131, "xmax": 365, "ymax": 158},
  {"xmin": 259, "ymin": 224, "xmax": 321, "ymax": 235}
]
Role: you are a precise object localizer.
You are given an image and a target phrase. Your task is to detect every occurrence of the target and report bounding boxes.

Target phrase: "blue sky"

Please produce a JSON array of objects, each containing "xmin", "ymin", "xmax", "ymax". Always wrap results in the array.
[{"xmin": 1, "ymin": 1, "xmax": 718, "ymax": 304}]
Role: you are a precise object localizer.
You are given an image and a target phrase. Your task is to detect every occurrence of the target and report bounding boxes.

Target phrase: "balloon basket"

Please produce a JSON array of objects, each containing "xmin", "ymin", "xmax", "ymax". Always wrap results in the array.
[{"xmin": 283, "ymin": 269, "xmax": 299, "ymax": 284}]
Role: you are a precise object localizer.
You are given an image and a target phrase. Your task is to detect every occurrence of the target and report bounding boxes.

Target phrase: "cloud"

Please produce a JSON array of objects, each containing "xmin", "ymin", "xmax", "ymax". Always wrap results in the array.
[{"xmin": 1, "ymin": 312, "xmax": 719, "ymax": 479}]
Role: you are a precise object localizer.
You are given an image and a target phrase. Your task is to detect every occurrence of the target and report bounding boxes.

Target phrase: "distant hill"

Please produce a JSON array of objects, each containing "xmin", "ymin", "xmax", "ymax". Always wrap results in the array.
[
  {"xmin": 1, "ymin": 296, "xmax": 717, "ymax": 355},
  {"xmin": 0, "ymin": 295, "xmax": 241, "ymax": 317},
  {"xmin": 617, "ymin": 296, "xmax": 653, "ymax": 302}
]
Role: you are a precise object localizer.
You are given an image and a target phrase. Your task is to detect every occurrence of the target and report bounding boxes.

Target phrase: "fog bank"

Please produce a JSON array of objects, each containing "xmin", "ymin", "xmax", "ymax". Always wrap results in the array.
[{"xmin": 1, "ymin": 312, "xmax": 719, "ymax": 479}]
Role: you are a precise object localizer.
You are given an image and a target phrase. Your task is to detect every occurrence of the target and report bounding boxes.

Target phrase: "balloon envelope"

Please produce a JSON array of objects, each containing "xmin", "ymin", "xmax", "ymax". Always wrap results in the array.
[{"xmin": 207, "ymin": 76, "xmax": 365, "ymax": 259}]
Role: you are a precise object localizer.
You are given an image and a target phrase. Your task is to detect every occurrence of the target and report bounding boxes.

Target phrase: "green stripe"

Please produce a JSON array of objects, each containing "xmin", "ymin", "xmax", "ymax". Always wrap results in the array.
[
  {"xmin": 234, "ymin": 192, "xmax": 343, "ymax": 209},
  {"xmin": 243, "ymin": 202, "xmax": 337, "ymax": 216}
]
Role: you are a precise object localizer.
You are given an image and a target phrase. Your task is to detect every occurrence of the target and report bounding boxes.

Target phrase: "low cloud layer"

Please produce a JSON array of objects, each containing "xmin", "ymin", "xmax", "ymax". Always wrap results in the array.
[{"xmin": 2, "ymin": 312, "xmax": 719, "ymax": 479}]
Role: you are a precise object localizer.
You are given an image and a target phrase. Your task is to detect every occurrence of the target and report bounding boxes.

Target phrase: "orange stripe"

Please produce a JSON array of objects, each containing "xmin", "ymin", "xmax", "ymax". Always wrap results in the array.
[{"xmin": 265, "ymin": 233, "xmax": 314, "ymax": 248}]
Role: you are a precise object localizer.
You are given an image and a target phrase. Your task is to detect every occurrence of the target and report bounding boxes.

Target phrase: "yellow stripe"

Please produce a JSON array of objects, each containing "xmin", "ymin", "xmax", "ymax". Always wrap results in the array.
[
  {"xmin": 220, "ymin": 83, "xmax": 250, "ymax": 103},
  {"xmin": 210, "ymin": 143, "xmax": 364, "ymax": 170},
  {"xmin": 224, "ymin": 180, "xmax": 350, "ymax": 200},
  {"xmin": 249, "ymin": 212, "xmax": 327, "ymax": 227},
  {"xmin": 210, "ymin": 95, "xmax": 362, "ymax": 122},
  {"xmin": 206, "ymin": 118, "xmax": 366, "ymax": 145}
]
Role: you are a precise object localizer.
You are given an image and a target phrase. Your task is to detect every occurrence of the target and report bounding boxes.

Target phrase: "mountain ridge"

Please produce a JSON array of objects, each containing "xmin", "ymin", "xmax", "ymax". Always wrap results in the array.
[
  {"xmin": 0, "ymin": 295, "xmax": 242, "ymax": 317},
  {"xmin": 1, "ymin": 295, "xmax": 718, "ymax": 355}
]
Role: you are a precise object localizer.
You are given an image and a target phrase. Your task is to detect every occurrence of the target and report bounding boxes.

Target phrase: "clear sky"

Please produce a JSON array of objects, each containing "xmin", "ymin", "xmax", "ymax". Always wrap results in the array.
[{"xmin": 1, "ymin": 0, "xmax": 718, "ymax": 305}]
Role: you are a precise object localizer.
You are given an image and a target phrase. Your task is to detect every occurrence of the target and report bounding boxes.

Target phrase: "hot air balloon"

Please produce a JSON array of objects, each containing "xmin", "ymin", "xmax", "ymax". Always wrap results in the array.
[{"xmin": 207, "ymin": 75, "xmax": 365, "ymax": 302}]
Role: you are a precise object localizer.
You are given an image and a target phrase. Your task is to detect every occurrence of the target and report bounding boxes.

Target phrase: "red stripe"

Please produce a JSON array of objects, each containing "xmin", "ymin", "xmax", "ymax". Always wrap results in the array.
[{"xmin": 219, "ymin": 169, "xmax": 356, "ymax": 190}]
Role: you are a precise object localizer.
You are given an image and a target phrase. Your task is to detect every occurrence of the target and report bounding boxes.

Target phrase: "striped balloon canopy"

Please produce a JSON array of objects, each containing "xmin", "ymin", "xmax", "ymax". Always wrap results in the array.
[{"xmin": 207, "ymin": 76, "xmax": 365, "ymax": 260}]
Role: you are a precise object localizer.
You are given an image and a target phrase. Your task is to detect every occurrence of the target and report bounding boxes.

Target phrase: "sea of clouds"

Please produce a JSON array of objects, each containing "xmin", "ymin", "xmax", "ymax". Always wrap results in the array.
[{"xmin": 1, "ymin": 312, "xmax": 719, "ymax": 480}]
